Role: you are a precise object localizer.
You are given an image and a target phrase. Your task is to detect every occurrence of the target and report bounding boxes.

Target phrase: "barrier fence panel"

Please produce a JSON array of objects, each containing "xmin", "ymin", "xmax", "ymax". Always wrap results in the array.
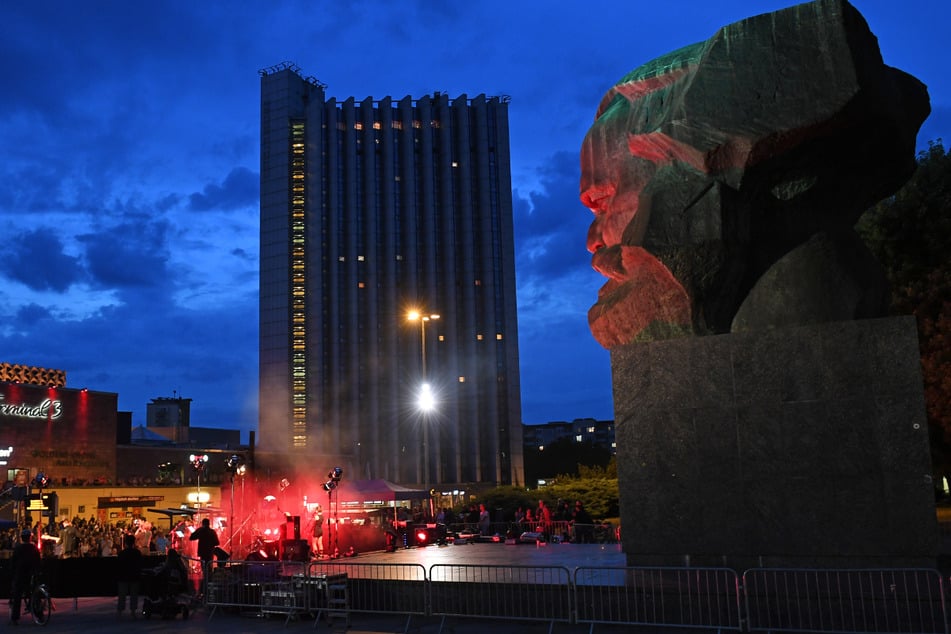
[
  {"xmin": 205, "ymin": 559, "xmax": 299, "ymax": 618},
  {"xmin": 428, "ymin": 563, "xmax": 573, "ymax": 629},
  {"xmin": 307, "ymin": 561, "xmax": 427, "ymax": 620},
  {"xmin": 574, "ymin": 566, "xmax": 742, "ymax": 632},
  {"xmin": 743, "ymin": 568, "xmax": 949, "ymax": 634}
]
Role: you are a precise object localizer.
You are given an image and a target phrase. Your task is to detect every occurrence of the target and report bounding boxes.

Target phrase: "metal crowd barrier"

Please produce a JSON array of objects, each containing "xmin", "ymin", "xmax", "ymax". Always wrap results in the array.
[
  {"xmin": 743, "ymin": 568, "xmax": 949, "ymax": 634},
  {"xmin": 204, "ymin": 559, "xmax": 310, "ymax": 622},
  {"xmin": 307, "ymin": 561, "xmax": 427, "ymax": 632},
  {"xmin": 195, "ymin": 555, "xmax": 950, "ymax": 633},
  {"xmin": 574, "ymin": 566, "xmax": 742, "ymax": 632},
  {"xmin": 428, "ymin": 563, "xmax": 573, "ymax": 634}
]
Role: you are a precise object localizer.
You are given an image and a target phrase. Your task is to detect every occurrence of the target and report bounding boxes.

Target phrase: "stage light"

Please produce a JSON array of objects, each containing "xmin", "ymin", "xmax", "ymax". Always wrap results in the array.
[
  {"xmin": 33, "ymin": 472, "xmax": 48, "ymax": 488},
  {"xmin": 322, "ymin": 480, "xmax": 337, "ymax": 491},
  {"xmin": 415, "ymin": 529, "xmax": 430, "ymax": 546},
  {"xmin": 332, "ymin": 467, "xmax": 343, "ymax": 480},
  {"xmin": 189, "ymin": 453, "xmax": 208, "ymax": 473},
  {"xmin": 280, "ymin": 478, "xmax": 291, "ymax": 491},
  {"xmin": 226, "ymin": 454, "xmax": 245, "ymax": 472}
]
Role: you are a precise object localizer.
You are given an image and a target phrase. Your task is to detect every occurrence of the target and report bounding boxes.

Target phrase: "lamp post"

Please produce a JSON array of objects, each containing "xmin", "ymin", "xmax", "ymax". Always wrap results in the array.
[{"xmin": 407, "ymin": 310, "xmax": 439, "ymax": 486}]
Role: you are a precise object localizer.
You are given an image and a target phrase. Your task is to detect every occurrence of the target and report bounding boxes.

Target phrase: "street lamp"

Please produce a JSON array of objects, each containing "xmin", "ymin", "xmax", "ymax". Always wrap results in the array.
[
  {"xmin": 407, "ymin": 310, "xmax": 440, "ymax": 381},
  {"xmin": 407, "ymin": 309, "xmax": 440, "ymax": 486}
]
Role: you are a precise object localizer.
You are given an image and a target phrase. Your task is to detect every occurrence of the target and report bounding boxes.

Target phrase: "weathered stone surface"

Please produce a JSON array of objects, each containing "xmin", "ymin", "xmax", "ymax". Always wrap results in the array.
[
  {"xmin": 612, "ymin": 317, "xmax": 936, "ymax": 569},
  {"xmin": 581, "ymin": 0, "xmax": 929, "ymax": 348}
]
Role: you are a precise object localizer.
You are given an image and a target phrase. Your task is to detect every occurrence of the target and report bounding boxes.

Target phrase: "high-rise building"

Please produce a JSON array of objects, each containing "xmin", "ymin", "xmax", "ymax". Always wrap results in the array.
[{"xmin": 258, "ymin": 62, "xmax": 524, "ymax": 487}]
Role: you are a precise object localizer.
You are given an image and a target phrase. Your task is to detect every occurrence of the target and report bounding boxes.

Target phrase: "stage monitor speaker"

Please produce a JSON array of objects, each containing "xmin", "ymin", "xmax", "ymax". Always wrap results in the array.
[
  {"xmin": 286, "ymin": 515, "xmax": 301, "ymax": 541},
  {"xmin": 281, "ymin": 538, "xmax": 309, "ymax": 561}
]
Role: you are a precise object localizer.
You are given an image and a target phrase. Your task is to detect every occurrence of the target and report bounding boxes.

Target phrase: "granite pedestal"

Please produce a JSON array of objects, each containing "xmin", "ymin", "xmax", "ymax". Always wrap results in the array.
[{"xmin": 612, "ymin": 316, "xmax": 936, "ymax": 569}]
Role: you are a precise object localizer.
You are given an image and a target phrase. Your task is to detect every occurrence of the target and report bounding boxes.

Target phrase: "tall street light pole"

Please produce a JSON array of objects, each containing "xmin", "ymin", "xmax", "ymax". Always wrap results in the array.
[{"xmin": 407, "ymin": 310, "xmax": 439, "ymax": 487}]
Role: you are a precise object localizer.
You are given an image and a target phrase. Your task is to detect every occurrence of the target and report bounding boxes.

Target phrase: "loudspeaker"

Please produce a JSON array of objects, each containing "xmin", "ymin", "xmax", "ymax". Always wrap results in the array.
[
  {"xmin": 281, "ymin": 539, "xmax": 309, "ymax": 561},
  {"xmin": 286, "ymin": 516, "xmax": 301, "ymax": 541}
]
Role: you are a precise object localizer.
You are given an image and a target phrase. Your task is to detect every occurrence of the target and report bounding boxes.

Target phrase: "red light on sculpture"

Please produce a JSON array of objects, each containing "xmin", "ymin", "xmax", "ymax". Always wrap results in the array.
[{"xmin": 415, "ymin": 530, "xmax": 429, "ymax": 545}]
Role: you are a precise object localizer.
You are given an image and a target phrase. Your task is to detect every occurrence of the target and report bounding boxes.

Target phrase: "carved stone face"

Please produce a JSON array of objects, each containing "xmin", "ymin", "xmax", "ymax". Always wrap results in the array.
[
  {"xmin": 579, "ymin": 74, "xmax": 694, "ymax": 349},
  {"xmin": 579, "ymin": 1, "xmax": 928, "ymax": 350}
]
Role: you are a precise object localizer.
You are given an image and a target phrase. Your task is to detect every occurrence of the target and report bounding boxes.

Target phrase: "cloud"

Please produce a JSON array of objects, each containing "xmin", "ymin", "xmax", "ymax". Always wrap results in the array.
[
  {"xmin": 188, "ymin": 167, "xmax": 259, "ymax": 211},
  {"xmin": 0, "ymin": 229, "xmax": 85, "ymax": 292},
  {"xmin": 77, "ymin": 221, "xmax": 172, "ymax": 290}
]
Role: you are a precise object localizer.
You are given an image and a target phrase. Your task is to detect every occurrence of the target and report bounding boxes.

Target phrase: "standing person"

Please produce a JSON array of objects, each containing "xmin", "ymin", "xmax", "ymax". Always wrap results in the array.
[
  {"xmin": 311, "ymin": 505, "xmax": 323, "ymax": 558},
  {"xmin": 60, "ymin": 518, "xmax": 79, "ymax": 558},
  {"xmin": 572, "ymin": 500, "xmax": 594, "ymax": 543},
  {"xmin": 537, "ymin": 499, "xmax": 552, "ymax": 541},
  {"xmin": 116, "ymin": 534, "xmax": 143, "ymax": 619},
  {"xmin": 189, "ymin": 518, "xmax": 219, "ymax": 596},
  {"xmin": 8, "ymin": 528, "xmax": 41, "ymax": 625},
  {"xmin": 477, "ymin": 503, "xmax": 491, "ymax": 536}
]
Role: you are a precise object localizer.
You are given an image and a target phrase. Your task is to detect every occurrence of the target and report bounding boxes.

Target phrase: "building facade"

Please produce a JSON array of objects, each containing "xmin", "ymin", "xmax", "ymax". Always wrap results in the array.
[{"xmin": 258, "ymin": 63, "xmax": 524, "ymax": 488}]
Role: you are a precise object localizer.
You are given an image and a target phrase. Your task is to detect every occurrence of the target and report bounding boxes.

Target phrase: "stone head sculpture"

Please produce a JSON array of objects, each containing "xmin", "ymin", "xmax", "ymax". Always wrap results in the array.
[{"xmin": 580, "ymin": 0, "xmax": 929, "ymax": 349}]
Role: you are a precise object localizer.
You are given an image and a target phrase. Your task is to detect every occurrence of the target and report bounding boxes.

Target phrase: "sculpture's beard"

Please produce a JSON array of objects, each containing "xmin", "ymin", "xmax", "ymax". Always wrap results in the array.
[{"xmin": 588, "ymin": 245, "xmax": 692, "ymax": 348}]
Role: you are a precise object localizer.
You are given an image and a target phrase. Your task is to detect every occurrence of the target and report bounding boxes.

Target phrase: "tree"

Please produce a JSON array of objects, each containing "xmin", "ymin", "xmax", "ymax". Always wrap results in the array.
[
  {"xmin": 523, "ymin": 437, "xmax": 612, "ymax": 485},
  {"xmin": 857, "ymin": 139, "xmax": 951, "ymax": 487}
]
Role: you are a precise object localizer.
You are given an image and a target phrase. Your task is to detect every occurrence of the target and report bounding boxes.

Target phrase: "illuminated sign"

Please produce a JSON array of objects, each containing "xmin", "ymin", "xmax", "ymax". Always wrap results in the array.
[
  {"xmin": 0, "ymin": 395, "xmax": 63, "ymax": 420},
  {"xmin": 0, "ymin": 446, "xmax": 11, "ymax": 466}
]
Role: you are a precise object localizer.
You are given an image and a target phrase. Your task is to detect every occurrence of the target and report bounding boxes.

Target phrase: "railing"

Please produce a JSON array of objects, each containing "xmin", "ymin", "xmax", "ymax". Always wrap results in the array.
[
  {"xmin": 308, "ymin": 561, "xmax": 426, "ymax": 632},
  {"xmin": 445, "ymin": 520, "xmax": 619, "ymax": 543},
  {"xmin": 575, "ymin": 566, "xmax": 742, "ymax": 631},
  {"xmin": 135, "ymin": 556, "xmax": 951, "ymax": 633},
  {"xmin": 429, "ymin": 563, "xmax": 573, "ymax": 632},
  {"xmin": 744, "ymin": 568, "xmax": 948, "ymax": 634}
]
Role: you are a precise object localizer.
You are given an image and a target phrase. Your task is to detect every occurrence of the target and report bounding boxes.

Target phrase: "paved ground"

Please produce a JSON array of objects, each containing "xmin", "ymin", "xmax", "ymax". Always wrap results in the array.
[{"xmin": 9, "ymin": 543, "xmax": 633, "ymax": 634}]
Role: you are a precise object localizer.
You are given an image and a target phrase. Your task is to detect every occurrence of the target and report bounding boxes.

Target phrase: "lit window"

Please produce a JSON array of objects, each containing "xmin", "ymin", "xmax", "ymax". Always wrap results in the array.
[
  {"xmin": 372, "ymin": 122, "xmax": 381, "ymax": 130},
  {"xmin": 358, "ymin": 282, "xmax": 365, "ymax": 288},
  {"xmin": 538, "ymin": 445, "xmax": 545, "ymax": 451},
  {"xmin": 496, "ymin": 334, "xmax": 503, "ymax": 340},
  {"xmin": 452, "ymin": 161, "xmax": 458, "ymax": 167},
  {"xmin": 413, "ymin": 120, "xmax": 421, "ymax": 129},
  {"xmin": 395, "ymin": 176, "xmax": 401, "ymax": 182},
  {"xmin": 338, "ymin": 256, "xmax": 346, "ymax": 262},
  {"xmin": 476, "ymin": 334, "xmax": 483, "ymax": 341},
  {"xmin": 474, "ymin": 279, "xmax": 481, "ymax": 286},
  {"xmin": 587, "ymin": 426, "xmax": 595, "ymax": 433},
  {"xmin": 392, "ymin": 121, "xmax": 402, "ymax": 130},
  {"xmin": 354, "ymin": 122, "xmax": 363, "ymax": 130},
  {"xmin": 438, "ymin": 335, "xmax": 444, "ymax": 342},
  {"xmin": 458, "ymin": 376, "xmax": 466, "ymax": 383},
  {"xmin": 431, "ymin": 120, "xmax": 440, "ymax": 128},
  {"xmin": 575, "ymin": 435, "xmax": 582, "ymax": 442},
  {"xmin": 396, "ymin": 255, "xmax": 403, "ymax": 260},
  {"xmin": 357, "ymin": 255, "xmax": 365, "ymax": 261}
]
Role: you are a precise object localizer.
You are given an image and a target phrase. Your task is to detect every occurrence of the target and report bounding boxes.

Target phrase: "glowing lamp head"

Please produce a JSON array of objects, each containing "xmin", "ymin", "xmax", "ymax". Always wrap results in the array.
[{"xmin": 417, "ymin": 382, "xmax": 436, "ymax": 412}]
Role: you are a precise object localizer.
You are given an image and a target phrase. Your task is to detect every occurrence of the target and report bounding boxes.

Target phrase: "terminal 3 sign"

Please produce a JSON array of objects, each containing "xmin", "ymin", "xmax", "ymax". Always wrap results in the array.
[{"xmin": 0, "ymin": 394, "xmax": 64, "ymax": 421}]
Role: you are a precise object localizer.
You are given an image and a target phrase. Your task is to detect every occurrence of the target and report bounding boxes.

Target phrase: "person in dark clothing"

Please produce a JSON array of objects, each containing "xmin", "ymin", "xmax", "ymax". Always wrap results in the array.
[
  {"xmin": 9, "ymin": 528, "xmax": 41, "ymax": 625},
  {"xmin": 189, "ymin": 518, "xmax": 219, "ymax": 595},
  {"xmin": 571, "ymin": 500, "xmax": 594, "ymax": 543},
  {"xmin": 116, "ymin": 533, "xmax": 143, "ymax": 619}
]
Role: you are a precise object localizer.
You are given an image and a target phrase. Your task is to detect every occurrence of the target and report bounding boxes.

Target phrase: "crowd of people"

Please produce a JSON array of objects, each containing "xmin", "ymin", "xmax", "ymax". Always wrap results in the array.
[{"xmin": 0, "ymin": 513, "xmax": 204, "ymax": 560}]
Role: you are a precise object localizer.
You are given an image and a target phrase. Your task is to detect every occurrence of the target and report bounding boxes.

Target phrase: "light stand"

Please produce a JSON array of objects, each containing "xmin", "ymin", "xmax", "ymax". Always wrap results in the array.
[
  {"xmin": 32, "ymin": 472, "xmax": 49, "ymax": 544},
  {"xmin": 225, "ymin": 454, "xmax": 245, "ymax": 556},
  {"xmin": 189, "ymin": 453, "xmax": 208, "ymax": 509},
  {"xmin": 322, "ymin": 467, "xmax": 343, "ymax": 558}
]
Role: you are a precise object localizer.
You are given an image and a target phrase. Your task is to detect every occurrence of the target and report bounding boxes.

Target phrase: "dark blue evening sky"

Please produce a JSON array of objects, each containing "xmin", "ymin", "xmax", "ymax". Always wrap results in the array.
[{"xmin": 1, "ymin": 1, "xmax": 948, "ymax": 442}]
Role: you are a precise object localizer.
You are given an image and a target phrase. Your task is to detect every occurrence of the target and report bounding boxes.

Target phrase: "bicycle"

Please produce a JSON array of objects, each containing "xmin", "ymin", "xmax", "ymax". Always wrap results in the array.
[{"xmin": 22, "ymin": 572, "xmax": 54, "ymax": 625}]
